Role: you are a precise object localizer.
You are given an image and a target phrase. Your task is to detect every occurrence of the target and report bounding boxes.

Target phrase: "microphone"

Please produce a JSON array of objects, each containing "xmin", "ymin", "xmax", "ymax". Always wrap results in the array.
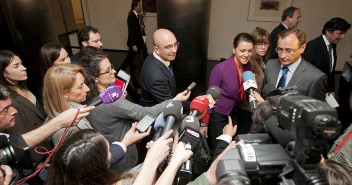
[
  {"xmin": 161, "ymin": 100, "xmax": 183, "ymax": 135},
  {"xmin": 88, "ymin": 85, "xmax": 122, "ymax": 106},
  {"xmin": 153, "ymin": 113, "xmax": 166, "ymax": 141},
  {"xmin": 189, "ymin": 96, "xmax": 209, "ymax": 117},
  {"xmin": 178, "ymin": 116, "xmax": 201, "ymax": 185},
  {"xmin": 205, "ymin": 86, "xmax": 220, "ymax": 109},
  {"xmin": 243, "ymin": 71, "xmax": 258, "ymax": 109}
]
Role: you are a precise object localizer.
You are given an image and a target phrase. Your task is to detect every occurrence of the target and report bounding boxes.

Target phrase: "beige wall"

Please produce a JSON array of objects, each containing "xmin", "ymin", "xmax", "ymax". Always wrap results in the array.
[{"xmin": 82, "ymin": 0, "xmax": 352, "ymax": 70}]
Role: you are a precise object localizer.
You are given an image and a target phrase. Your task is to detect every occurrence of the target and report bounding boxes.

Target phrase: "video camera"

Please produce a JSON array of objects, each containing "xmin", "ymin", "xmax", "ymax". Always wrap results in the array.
[
  {"xmin": 216, "ymin": 93, "xmax": 341, "ymax": 185},
  {"xmin": 0, "ymin": 131, "xmax": 33, "ymax": 170}
]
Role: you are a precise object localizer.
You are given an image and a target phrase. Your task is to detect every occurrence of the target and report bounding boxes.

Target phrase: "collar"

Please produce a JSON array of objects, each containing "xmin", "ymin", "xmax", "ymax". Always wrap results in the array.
[
  {"xmin": 153, "ymin": 51, "xmax": 170, "ymax": 67},
  {"xmin": 281, "ymin": 22, "xmax": 289, "ymax": 29},
  {"xmin": 133, "ymin": 10, "xmax": 138, "ymax": 17},
  {"xmin": 281, "ymin": 57, "xmax": 302, "ymax": 72},
  {"xmin": 322, "ymin": 35, "xmax": 331, "ymax": 46}
]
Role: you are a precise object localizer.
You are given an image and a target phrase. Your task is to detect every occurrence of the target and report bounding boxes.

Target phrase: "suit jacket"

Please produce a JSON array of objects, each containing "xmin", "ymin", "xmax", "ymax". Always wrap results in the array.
[
  {"xmin": 263, "ymin": 59, "xmax": 328, "ymax": 101},
  {"xmin": 127, "ymin": 10, "xmax": 145, "ymax": 50},
  {"xmin": 269, "ymin": 23, "xmax": 286, "ymax": 59},
  {"xmin": 302, "ymin": 35, "xmax": 337, "ymax": 92},
  {"xmin": 139, "ymin": 54, "xmax": 176, "ymax": 107},
  {"xmin": 208, "ymin": 58, "xmax": 250, "ymax": 116}
]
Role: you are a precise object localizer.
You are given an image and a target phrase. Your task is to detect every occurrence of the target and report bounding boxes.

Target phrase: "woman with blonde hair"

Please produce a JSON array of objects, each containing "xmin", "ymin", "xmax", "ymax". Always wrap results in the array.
[{"xmin": 43, "ymin": 63, "xmax": 91, "ymax": 145}]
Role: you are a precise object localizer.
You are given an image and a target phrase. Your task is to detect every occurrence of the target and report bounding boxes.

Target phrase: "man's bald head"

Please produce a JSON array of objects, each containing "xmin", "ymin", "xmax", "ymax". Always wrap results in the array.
[{"xmin": 153, "ymin": 29, "xmax": 178, "ymax": 61}]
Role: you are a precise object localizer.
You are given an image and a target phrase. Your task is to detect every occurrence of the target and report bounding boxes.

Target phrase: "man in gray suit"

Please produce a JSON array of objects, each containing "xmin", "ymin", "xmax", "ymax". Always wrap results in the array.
[{"xmin": 264, "ymin": 28, "xmax": 327, "ymax": 101}]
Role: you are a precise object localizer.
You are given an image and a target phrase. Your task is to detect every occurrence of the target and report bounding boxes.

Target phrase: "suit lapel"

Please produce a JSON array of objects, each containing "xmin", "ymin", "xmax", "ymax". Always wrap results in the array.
[
  {"xmin": 11, "ymin": 91, "xmax": 46, "ymax": 120},
  {"xmin": 269, "ymin": 59, "xmax": 281, "ymax": 85},
  {"xmin": 287, "ymin": 60, "xmax": 306, "ymax": 87}
]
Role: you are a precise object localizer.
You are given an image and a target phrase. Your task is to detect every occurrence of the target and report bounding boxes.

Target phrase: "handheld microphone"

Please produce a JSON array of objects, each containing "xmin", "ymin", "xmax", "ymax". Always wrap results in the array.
[
  {"xmin": 205, "ymin": 86, "xmax": 220, "ymax": 109},
  {"xmin": 189, "ymin": 96, "xmax": 209, "ymax": 117},
  {"xmin": 153, "ymin": 113, "xmax": 166, "ymax": 141},
  {"xmin": 88, "ymin": 85, "xmax": 123, "ymax": 106},
  {"xmin": 243, "ymin": 71, "xmax": 258, "ymax": 109},
  {"xmin": 178, "ymin": 116, "xmax": 201, "ymax": 185},
  {"xmin": 161, "ymin": 100, "xmax": 183, "ymax": 135}
]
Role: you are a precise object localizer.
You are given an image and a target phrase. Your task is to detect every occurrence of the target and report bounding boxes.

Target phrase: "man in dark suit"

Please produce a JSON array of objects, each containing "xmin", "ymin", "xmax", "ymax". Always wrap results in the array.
[
  {"xmin": 264, "ymin": 28, "xmax": 328, "ymax": 101},
  {"xmin": 269, "ymin": 7, "xmax": 301, "ymax": 59},
  {"xmin": 139, "ymin": 29, "xmax": 180, "ymax": 107},
  {"xmin": 302, "ymin": 17, "xmax": 351, "ymax": 95},
  {"xmin": 119, "ymin": 0, "xmax": 148, "ymax": 91}
]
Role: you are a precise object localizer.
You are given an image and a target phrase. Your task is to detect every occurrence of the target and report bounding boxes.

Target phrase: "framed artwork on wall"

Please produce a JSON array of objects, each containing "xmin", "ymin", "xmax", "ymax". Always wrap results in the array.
[{"xmin": 248, "ymin": 0, "xmax": 293, "ymax": 22}]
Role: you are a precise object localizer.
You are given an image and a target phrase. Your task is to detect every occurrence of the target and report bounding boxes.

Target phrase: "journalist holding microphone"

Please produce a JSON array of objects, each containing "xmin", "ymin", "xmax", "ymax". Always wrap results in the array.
[{"xmin": 203, "ymin": 33, "xmax": 254, "ymax": 151}]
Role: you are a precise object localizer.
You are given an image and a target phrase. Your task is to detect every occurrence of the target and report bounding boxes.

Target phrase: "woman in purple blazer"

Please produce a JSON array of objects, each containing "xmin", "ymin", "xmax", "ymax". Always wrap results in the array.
[{"xmin": 204, "ymin": 33, "xmax": 255, "ymax": 151}]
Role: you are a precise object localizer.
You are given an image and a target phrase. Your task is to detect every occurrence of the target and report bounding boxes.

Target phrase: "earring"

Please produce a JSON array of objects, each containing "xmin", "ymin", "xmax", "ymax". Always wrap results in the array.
[{"xmin": 64, "ymin": 95, "xmax": 68, "ymax": 100}]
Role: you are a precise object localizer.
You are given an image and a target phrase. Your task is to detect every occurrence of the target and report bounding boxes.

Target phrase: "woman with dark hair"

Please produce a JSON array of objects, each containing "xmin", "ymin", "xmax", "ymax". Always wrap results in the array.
[
  {"xmin": 202, "ymin": 33, "xmax": 254, "ymax": 151},
  {"xmin": 0, "ymin": 50, "xmax": 51, "ymax": 169},
  {"xmin": 39, "ymin": 43, "xmax": 71, "ymax": 72},
  {"xmin": 319, "ymin": 159, "xmax": 352, "ymax": 185},
  {"xmin": 76, "ymin": 52, "xmax": 189, "ymax": 172},
  {"xmin": 46, "ymin": 129, "xmax": 174, "ymax": 185}
]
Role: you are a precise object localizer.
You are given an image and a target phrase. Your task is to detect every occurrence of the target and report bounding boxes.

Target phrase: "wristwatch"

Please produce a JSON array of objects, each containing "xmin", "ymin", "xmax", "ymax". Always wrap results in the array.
[{"xmin": 200, "ymin": 123, "xmax": 208, "ymax": 127}]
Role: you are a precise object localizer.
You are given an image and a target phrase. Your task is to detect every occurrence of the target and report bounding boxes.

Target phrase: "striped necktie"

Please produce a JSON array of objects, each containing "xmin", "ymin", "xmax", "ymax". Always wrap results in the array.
[{"xmin": 328, "ymin": 44, "xmax": 333, "ymax": 73}]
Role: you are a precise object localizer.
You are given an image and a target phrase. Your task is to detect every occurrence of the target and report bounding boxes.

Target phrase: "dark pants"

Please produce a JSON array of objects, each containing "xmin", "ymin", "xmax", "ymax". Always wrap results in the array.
[
  {"xmin": 208, "ymin": 110, "xmax": 236, "ymax": 152},
  {"xmin": 119, "ymin": 46, "xmax": 147, "ymax": 90},
  {"xmin": 235, "ymin": 107, "xmax": 253, "ymax": 135}
]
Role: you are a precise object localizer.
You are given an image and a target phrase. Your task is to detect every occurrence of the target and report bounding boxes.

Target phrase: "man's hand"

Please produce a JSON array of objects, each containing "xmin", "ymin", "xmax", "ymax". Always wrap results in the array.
[
  {"xmin": 173, "ymin": 90, "xmax": 190, "ymax": 101},
  {"xmin": 53, "ymin": 106, "xmax": 95, "ymax": 128},
  {"xmin": 121, "ymin": 123, "xmax": 151, "ymax": 147},
  {"xmin": 132, "ymin": 45, "xmax": 138, "ymax": 52},
  {"xmin": 222, "ymin": 116, "xmax": 237, "ymax": 137},
  {"xmin": 0, "ymin": 165, "xmax": 13, "ymax": 185},
  {"xmin": 199, "ymin": 126, "xmax": 208, "ymax": 137},
  {"xmin": 145, "ymin": 130, "xmax": 174, "ymax": 165}
]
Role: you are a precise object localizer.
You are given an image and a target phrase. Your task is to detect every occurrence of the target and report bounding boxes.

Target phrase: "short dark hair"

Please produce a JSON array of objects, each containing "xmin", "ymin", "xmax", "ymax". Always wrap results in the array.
[
  {"xmin": 282, "ymin": 7, "xmax": 300, "ymax": 21},
  {"xmin": 0, "ymin": 84, "xmax": 9, "ymax": 100},
  {"xmin": 278, "ymin": 28, "xmax": 306, "ymax": 47},
  {"xmin": 131, "ymin": 0, "xmax": 140, "ymax": 10},
  {"xmin": 233, "ymin": 32, "xmax": 255, "ymax": 48},
  {"xmin": 322, "ymin": 17, "xmax": 351, "ymax": 35},
  {"xmin": 78, "ymin": 26, "xmax": 100, "ymax": 47},
  {"xmin": 78, "ymin": 46, "xmax": 104, "ymax": 59}
]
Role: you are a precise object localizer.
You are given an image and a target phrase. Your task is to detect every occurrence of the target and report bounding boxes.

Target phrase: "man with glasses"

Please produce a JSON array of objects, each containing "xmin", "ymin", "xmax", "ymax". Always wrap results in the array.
[
  {"xmin": 302, "ymin": 17, "xmax": 351, "ymax": 97},
  {"xmin": 263, "ymin": 28, "xmax": 327, "ymax": 101},
  {"xmin": 269, "ymin": 6, "xmax": 301, "ymax": 59},
  {"xmin": 139, "ymin": 28, "xmax": 181, "ymax": 107}
]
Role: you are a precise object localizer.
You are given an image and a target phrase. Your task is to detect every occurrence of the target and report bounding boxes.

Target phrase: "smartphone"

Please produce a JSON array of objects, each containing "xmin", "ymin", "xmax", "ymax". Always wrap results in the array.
[
  {"xmin": 186, "ymin": 82, "xmax": 197, "ymax": 93},
  {"xmin": 136, "ymin": 113, "xmax": 156, "ymax": 132},
  {"xmin": 115, "ymin": 70, "xmax": 131, "ymax": 92}
]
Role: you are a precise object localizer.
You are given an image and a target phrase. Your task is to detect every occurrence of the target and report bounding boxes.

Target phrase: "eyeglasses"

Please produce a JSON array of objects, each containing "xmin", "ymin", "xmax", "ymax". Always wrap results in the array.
[
  {"xmin": 275, "ymin": 47, "xmax": 300, "ymax": 55},
  {"xmin": 97, "ymin": 64, "xmax": 114, "ymax": 75},
  {"xmin": 255, "ymin": 42, "xmax": 270, "ymax": 48},
  {"xmin": 160, "ymin": 42, "xmax": 180, "ymax": 51}
]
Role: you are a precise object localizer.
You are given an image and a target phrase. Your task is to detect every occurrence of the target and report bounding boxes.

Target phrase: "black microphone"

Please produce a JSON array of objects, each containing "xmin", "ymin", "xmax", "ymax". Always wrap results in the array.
[
  {"xmin": 88, "ymin": 85, "xmax": 123, "ymax": 106},
  {"xmin": 243, "ymin": 71, "xmax": 258, "ymax": 109},
  {"xmin": 153, "ymin": 113, "xmax": 166, "ymax": 141},
  {"xmin": 178, "ymin": 116, "xmax": 201, "ymax": 185},
  {"xmin": 161, "ymin": 100, "xmax": 183, "ymax": 135}
]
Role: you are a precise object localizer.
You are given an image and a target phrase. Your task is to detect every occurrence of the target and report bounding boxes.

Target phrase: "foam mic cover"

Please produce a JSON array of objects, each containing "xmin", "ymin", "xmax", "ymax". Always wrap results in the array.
[
  {"xmin": 190, "ymin": 96, "xmax": 209, "ymax": 117},
  {"xmin": 243, "ymin": 71, "xmax": 258, "ymax": 92},
  {"xmin": 180, "ymin": 116, "xmax": 200, "ymax": 131},
  {"xmin": 263, "ymin": 83, "xmax": 281, "ymax": 98},
  {"xmin": 153, "ymin": 113, "xmax": 166, "ymax": 141},
  {"xmin": 161, "ymin": 100, "xmax": 183, "ymax": 135},
  {"xmin": 206, "ymin": 86, "xmax": 220, "ymax": 100},
  {"xmin": 88, "ymin": 85, "xmax": 123, "ymax": 106}
]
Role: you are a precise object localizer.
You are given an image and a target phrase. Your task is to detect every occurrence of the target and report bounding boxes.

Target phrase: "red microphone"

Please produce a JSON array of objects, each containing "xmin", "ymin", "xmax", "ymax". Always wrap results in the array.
[{"xmin": 189, "ymin": 96, "xmax": 209, "ymax": 117}]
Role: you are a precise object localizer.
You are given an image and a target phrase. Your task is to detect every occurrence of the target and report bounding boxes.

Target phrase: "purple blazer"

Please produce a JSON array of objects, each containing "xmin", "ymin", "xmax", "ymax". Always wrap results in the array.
[{"xmin": 208, "ymin": 57, "xmax": 251, "ymax": 116}]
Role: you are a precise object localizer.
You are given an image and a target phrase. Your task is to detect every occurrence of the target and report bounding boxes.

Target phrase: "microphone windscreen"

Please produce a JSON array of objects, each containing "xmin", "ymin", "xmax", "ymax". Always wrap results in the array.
[
  {"xmin": 181, "ymin": 116, "xmax": 200, "ymax": 131},
  {"xmin": 154, "ymin": 112, "xmax": 165, "ymax": 131},
  {"xmin": 163, "ymin": 100, "xmax": 183, "ymax": 121},
  {"xmin": 243, "ymin": 71, "xmax": 255, "ymax": 82},
  {"xmin": 100, "ymin": 85, "xmax": 123, "ymax": 104},
  {"xmin": 206, "ymin": 86, "xmax": 220, "ymax": 100},
  {"xmin": 190, "ymin": 96, "xmax": 209, "ymax": 115},
  {"xmin": 263, "ymin": 83, "xmax": 281, "ymax": 98}
]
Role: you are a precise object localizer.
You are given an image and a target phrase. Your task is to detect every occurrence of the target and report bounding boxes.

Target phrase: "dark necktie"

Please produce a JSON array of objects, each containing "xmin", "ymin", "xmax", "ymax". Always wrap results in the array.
[
  {"xmin": 168, "ymin": 65, "xmax": 174, "ymax": 77},
  {"xmin": 328, "ymin": 44, "xmax": 333, "ymax": 73},
  {"xmin": 277, "ymin": 66, "xmax": 289, "ymax": 88}
]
